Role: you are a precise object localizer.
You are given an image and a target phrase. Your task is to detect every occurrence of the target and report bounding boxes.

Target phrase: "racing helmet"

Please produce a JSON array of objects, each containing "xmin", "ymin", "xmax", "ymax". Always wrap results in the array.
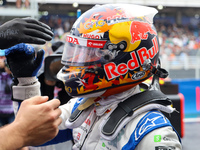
[{"xmin": 57, "ymin": 4, "xmax": 160, "ymax": 98}]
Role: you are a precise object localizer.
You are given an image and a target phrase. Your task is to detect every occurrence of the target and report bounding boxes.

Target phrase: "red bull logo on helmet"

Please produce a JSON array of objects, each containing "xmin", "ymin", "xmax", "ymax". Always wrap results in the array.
[
  {"xmin": 130, "ymin": 21, "xmax": 157, "ymax": 44},
  {"xmin": 104, "ymin": 36, "xmax": 158, "ymax": 80}
]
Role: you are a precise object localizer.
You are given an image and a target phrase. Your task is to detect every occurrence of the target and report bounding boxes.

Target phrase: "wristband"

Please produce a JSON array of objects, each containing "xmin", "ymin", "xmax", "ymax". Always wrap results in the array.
[
  {"xmin": 17, "ymin": 76, "xmax": 38, "ymax": 86},
  {"xmin": 12, "ymin": 81, "xmax": 41, "ymax": 101}
]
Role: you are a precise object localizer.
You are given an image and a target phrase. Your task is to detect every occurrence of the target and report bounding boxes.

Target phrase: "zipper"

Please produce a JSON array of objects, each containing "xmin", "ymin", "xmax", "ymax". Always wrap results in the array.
[{"xmin": 79, "ymin": 116, "xmax": 99, "ymax": 149}]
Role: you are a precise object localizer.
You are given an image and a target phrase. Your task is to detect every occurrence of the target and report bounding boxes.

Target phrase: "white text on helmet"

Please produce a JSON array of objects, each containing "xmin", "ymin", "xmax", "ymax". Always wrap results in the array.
[{"xmin": 107, "ymin": 14, "xmax": 129, "ymax": 25}]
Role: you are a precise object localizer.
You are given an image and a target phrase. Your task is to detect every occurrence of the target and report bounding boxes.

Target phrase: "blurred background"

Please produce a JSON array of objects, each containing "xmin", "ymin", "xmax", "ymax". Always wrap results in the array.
[{"xmin": 0, "ymin": 0, "xmax": 200, "ymax": 149}]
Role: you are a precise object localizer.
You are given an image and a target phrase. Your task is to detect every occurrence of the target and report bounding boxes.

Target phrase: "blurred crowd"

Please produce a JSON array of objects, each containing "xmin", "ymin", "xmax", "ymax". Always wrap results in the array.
[
  {"xmin": 155, "ymin": 22, "xmax": 200, "ymax": 56},
  {"xmin": 155, "ymin": 22, "xmax": 200, "ymax": 70}
]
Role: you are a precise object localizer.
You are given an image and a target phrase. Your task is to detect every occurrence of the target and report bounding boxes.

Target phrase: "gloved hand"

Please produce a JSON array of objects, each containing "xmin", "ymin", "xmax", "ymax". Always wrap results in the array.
[
  {"xmin": 0, "ymin": 18, "xmax": 54, "ymax": 49},
  {"xmin": 5, "ymin": 43, "xmax": 44, "ymax": 79}
]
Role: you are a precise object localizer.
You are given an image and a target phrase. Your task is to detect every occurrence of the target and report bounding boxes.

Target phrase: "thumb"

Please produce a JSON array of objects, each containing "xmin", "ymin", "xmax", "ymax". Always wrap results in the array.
[
  {"xmin": 32, "ymin": 49, "xmax": 45, "ymax": 76},
  {"xmin": 35, "ymin": 49, "xmax": 45, "ymax": 67}
]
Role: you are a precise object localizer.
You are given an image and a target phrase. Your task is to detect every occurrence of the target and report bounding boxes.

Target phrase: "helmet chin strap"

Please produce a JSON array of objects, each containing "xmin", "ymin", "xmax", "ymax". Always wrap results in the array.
[
  {"xmin": 77, "ymin": 97, "xmax": 100, "ymax": 110},
  {"xmin": 143, "ymin": 58, "xmax": 169, "ymax": 79},
  {"xmin": 142, "ymin": 58, "xmax": 168, "ymax": 91},
  {"xmin": 77, "ymin": 90, "xmax": 106, "ymax": 110}
]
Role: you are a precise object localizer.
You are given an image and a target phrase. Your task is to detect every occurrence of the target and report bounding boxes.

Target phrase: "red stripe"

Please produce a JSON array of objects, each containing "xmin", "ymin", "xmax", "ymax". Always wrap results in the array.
[
  {"xmin": 178, "ymin": 93, "xmax": 185, "ymax": 138},
  {"xmin": 196, "ymin": 86, "xmax": 200, "ymax": 111}
]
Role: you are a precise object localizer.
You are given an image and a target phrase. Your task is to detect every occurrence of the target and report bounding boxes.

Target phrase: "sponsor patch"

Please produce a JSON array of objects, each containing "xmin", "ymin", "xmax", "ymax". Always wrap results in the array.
[{"xmin": 154, "ymin": 135, "xmax": 161, "ymax": 142}]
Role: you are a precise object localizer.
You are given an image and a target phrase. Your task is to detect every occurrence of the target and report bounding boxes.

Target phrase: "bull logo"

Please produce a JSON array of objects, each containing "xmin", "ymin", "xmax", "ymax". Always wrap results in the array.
[{"xmin": 130, "ymin": 21, "xmax": 157, "ymax": 44}]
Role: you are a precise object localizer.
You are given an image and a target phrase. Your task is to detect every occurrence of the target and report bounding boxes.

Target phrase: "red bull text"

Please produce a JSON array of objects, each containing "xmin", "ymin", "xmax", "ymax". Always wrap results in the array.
[{"xmin": 104, "ymin": 37, "xmax": 158, "ymax": 80}]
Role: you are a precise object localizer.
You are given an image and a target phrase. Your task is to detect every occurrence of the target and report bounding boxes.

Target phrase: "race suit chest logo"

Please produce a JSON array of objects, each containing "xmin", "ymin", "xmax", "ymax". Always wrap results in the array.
[{"xmin": 104, "ymin": 37, "xmax": 158, "ymax": 80}]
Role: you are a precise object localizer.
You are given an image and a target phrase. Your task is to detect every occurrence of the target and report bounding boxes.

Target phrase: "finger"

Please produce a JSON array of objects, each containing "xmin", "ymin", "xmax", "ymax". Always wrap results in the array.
[
  {"xmin": 34, "ymin": 49, "xmax": 44, "ymax": 69},
  {"xmin": 44, "ymin": 99, "xmax": 61, "ymax": 110},
  {"xmin": 19, "ymin": 35, "xmax": 47, "ymax": 45},
  {"xmin": 24, "ymin": 28, "xmax": 53, "ymax": 41},
  {"xmin": 25, "ymin": 24, "xmax": 54, "ymax": 38},
  {"xmin": 23, "ymin": 17, "xmax": 52, "ymax": 30},
  {"xmin": 27, "ymin": 96, "xmax": 49, "ymax": 105}
]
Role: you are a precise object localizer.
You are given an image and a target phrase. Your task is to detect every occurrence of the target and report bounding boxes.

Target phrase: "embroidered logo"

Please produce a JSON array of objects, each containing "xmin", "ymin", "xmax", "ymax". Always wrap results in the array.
[{"xmin": 135, "ymin": 111, "xmax": 168, "ymax": 141}]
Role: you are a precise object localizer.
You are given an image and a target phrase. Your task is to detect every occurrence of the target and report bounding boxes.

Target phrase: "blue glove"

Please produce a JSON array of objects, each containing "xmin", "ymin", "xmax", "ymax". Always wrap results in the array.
[{"xmin": 5, "ymin": 43, "xmax": 44, "ymax": 78}]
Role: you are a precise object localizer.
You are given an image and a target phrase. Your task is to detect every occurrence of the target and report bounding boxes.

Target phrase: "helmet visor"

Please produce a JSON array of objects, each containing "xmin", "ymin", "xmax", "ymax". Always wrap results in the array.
[{"xmin": 61, "ymin": 35, "xmax": 108, "ymax": 66}]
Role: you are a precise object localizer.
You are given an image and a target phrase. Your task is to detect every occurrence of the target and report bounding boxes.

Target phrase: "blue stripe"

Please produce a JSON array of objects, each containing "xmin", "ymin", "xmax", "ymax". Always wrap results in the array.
[
  {"xmin": 122, "ymin": 110, "xmax": 172, "ymax": 150},
  {"xmin": 36, "ymin": 128, "xmax": 73, "ymax": 147}
]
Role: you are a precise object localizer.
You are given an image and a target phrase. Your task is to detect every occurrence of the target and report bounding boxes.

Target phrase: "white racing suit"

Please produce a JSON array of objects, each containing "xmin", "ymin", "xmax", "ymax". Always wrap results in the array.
[{"xmin": 12, "ymin": 79, "xmax": 182, "ymax": 150}]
